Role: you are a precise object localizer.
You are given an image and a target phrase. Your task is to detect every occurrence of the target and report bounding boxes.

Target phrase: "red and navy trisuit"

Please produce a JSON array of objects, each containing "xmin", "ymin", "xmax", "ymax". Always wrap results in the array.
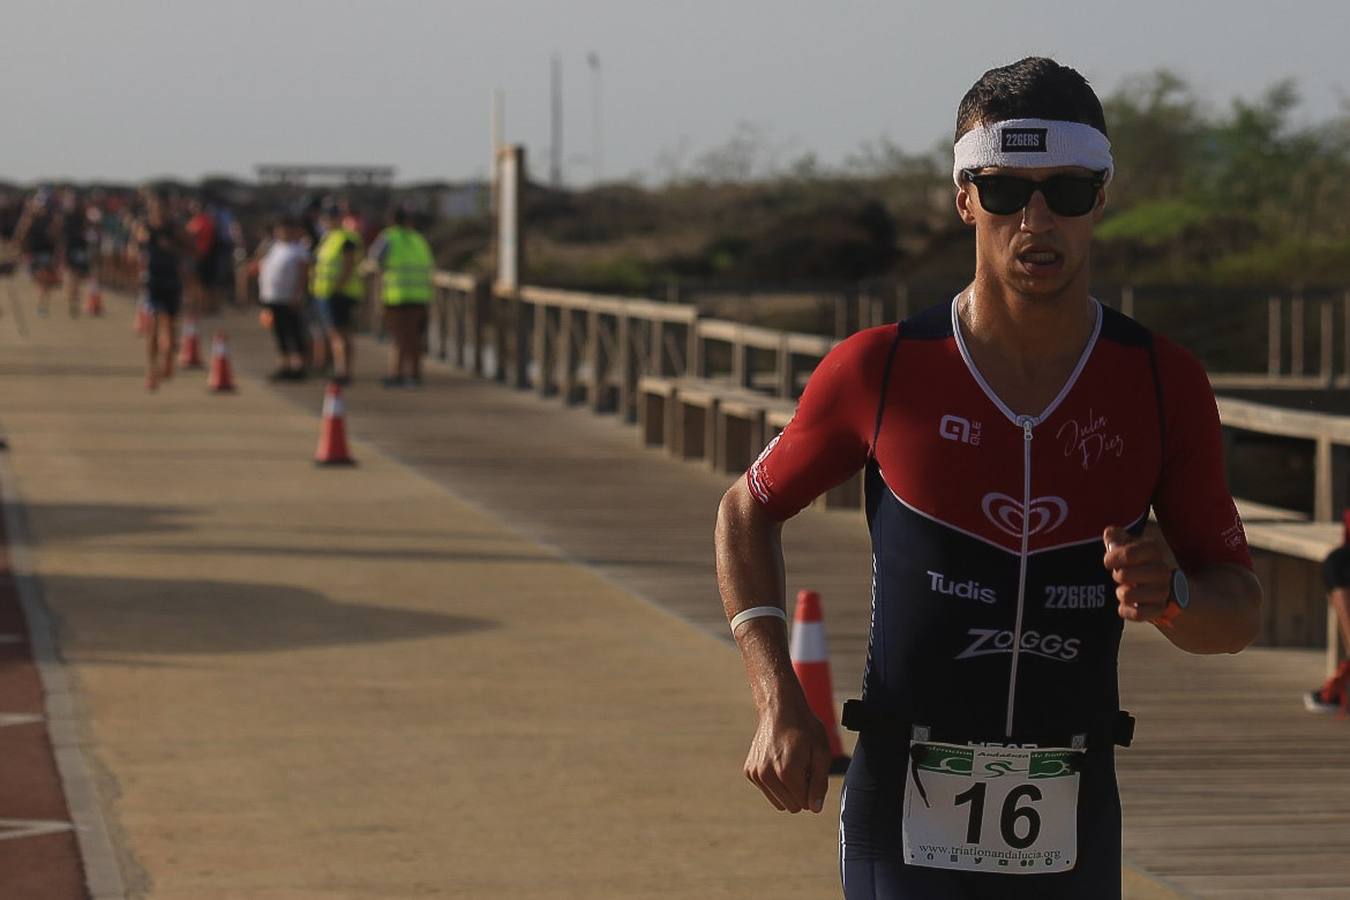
[{"xmin": 747, "ymin": 298, "xmax": 1252, "ymax": 899}]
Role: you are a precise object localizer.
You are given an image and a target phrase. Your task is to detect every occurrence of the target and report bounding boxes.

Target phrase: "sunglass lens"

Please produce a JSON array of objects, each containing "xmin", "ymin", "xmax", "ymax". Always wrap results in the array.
[
  {"xmin": 1042, "ymin": 177, "xmax": 1100, "ymax": 216},
  {"xmin": 974, "ymin": 177, "xmax": 1031, "ymax": 216}
]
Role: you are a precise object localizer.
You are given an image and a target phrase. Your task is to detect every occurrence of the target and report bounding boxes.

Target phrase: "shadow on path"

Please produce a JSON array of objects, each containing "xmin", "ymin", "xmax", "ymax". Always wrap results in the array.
[
  {"xmin": 19, "ymin": 503, "xmax": 198, "ymax": 542},
  {"xmin": 31, "ymin": 573, "xmax": 495, "ymax": 659}
]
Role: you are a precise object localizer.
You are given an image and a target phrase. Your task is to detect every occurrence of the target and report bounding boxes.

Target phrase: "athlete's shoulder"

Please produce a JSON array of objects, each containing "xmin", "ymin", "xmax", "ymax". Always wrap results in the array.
[
  {"xmin": 1151, "ymin": 331, "xmax": 1213, "ymax": 394},
  {"xmin": 898, "ymin": 298, "xmax": 956, "ymax": 340},
  {"xmin": 1097, "ymin": 302, "xmax": 1154, "ymax": 348},
  {"xmin": 814, "ymin": 323, "xmax": 899, "ymax": 378}
]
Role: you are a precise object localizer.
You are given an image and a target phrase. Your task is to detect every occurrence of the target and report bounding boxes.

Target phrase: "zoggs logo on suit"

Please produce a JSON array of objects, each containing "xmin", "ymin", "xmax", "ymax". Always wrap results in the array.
[{"xmin": 955, "ymin": 627, "xmax": 1081, "ymax": 662}]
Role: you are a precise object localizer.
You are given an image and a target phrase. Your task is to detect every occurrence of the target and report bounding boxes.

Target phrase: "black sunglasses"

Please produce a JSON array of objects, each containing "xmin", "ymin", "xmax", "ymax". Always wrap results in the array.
[{"xmin": 962, "ymin": 169, "xmax": 1106, "ymax": 217}]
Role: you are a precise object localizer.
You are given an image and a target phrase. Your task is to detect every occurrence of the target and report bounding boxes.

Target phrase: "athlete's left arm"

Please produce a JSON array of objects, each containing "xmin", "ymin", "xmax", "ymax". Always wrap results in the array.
[
  {"xmin": 1104, "ymin": 527, "xmax": 1261, "ymax": 653},
  {"xmin": 1105, "ymin": 339, "xmax": 1262, "ymax": 654}
]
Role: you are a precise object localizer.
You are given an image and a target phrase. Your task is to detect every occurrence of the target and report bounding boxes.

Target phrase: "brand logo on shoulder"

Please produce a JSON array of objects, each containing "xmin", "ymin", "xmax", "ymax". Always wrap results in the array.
[
  {"xmin": 939, "ymin": 414, "xmax": 982, "ymax": 445},
  {"xmin": 928, "ymin": 570, "xmax": 997, "ymax": 604},
  {"xmin": 1001, "ymin": 128, "xmax": 1048, "ymax": 152},
  {"xmin": 955, "ymin": 628, "xmax": 1080, "ymax": 662},
  {"xmin": 981, "ymin": 493, "xmax": 1068, "ymax": 538}
]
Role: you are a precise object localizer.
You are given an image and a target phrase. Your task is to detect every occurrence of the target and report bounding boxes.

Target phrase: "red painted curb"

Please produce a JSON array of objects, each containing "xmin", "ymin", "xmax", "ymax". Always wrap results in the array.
[{"xmin": 0, "ymin": 500, "xmax": 88, "ymax": 899}]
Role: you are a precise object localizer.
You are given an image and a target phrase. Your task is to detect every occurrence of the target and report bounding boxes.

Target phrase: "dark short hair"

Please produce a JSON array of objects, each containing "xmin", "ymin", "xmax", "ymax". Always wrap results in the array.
[{"xmin": 955, "ymin": 57, "xmax": 1107, "ymax": 143}]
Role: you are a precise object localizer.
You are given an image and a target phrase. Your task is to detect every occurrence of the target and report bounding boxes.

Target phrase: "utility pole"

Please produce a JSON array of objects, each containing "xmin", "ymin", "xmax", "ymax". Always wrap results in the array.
[
  {"xmin": 550, "ymin": 55, "xmax": 563, "ymax": 188},
  {"xmin": 587, "ymin": 51, "xmax": 602, "ymax": 184}
]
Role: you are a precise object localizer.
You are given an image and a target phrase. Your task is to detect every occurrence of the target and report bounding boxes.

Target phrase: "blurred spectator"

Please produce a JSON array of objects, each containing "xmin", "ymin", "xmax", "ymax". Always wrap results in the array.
[
  {"xmin": 370, "ymin": 207, "xmax": 434, "ymax": 388},
  {"xmin": 258, "ymin": 217, "xmax": 312, "ymax": 381},
  {"xmin": 311, "ymin": 205, "xmax": 363, "ymax": 386}
]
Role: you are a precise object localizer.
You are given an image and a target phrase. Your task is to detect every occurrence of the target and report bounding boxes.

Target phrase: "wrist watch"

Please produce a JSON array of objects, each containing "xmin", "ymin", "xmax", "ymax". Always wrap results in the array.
[{"xmin": 1156, "ymin": 568, "xmax": 1190, "ymax": 628}]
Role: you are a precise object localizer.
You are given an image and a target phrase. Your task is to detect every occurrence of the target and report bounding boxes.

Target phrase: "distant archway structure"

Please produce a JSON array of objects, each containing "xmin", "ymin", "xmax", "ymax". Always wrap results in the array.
[{"xmin": 254, "ymin": 164, "xmax": 396, "ymax": 187}]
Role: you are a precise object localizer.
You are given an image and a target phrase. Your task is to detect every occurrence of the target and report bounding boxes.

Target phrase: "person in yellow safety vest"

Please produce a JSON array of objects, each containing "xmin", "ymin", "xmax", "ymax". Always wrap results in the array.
[
  {"xmin": 312, "ymin": 206, "xmax": 364, "ymax": 386},
  {"xmin": 369, "ymin": 207, "xmax": 434, "ymax": 388}
]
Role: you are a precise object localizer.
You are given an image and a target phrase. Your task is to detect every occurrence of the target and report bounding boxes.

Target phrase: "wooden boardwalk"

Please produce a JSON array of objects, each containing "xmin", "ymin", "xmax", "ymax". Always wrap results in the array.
[{"xmin": 205, "ymin": 304, "xmax": 1350, "ymax": 898}]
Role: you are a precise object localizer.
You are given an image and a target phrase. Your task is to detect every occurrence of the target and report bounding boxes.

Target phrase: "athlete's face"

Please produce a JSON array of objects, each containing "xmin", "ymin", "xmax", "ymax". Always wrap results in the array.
[{"xmin": 956, "ymin": 165, "xmax": 1106, "ymax": 299}]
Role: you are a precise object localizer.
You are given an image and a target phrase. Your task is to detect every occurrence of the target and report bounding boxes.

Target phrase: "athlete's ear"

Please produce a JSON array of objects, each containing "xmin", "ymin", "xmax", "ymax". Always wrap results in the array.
[{"xmin": 956, "ymin": 181, "xmax": 977, "ymax": 227}]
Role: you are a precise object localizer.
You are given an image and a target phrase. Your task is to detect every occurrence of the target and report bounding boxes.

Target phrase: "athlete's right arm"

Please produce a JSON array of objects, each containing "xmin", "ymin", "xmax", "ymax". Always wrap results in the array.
[
  {"xmin": 716, "ymin": 480, "xmax": 830, "ymax": 814},
  {"xmin": 714, "ymin": 326, "xmax": 896, "ymax": 814}
]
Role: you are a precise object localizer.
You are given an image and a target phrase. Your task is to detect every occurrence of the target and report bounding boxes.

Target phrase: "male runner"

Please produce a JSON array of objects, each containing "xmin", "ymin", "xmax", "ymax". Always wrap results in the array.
[{"xmin": 714, "ymin": 57, "xmax": 1263, "ymax": 899}]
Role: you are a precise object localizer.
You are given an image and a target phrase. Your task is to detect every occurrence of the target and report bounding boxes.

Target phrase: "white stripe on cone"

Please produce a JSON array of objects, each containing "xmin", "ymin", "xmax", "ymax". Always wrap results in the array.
[
  {"xmin": 790, "ymin": 621, "xmax": 829, "ymax": 663},
  {"xmin": 323, "ymin": 394, "xmax": 345, "ymax": 418}
]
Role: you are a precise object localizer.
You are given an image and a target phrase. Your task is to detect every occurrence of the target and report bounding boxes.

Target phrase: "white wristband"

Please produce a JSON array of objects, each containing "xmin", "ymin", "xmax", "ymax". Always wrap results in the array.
[{"xmin": 729, "ymin": 606, "xmax": 787, "ymax": 634}]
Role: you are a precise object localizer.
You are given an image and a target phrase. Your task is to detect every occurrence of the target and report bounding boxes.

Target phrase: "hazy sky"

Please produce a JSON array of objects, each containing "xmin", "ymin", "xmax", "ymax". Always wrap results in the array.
[{"xmin": 5, "ymin": 0, "xmax": 1347, "ymax": 186}]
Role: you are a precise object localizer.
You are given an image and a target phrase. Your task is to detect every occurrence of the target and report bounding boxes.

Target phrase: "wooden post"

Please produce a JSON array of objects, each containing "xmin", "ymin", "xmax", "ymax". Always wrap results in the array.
[
  {"xmin": 1120, "ymin": 285, "xmax": 1135, "ymax": 319},
  {"xmin": 1344, "ymin": 289, "xmax": 1350, "ymax": 383},
  {"xmin": 650, "ymin": 320, "xmax": 666, "ymax": 377},
  {"xmin": 533, "ymin": 302, "xmax": 551, "ymax": 395},
  {"xmin": 685, "ymin": 320, "xmax": 701, "ymax": 380},
  {"xmin": 586, "ymin": 309, "xmax": 606, "ymax": 412},
  {"xmin": 895, "ymin": 281, "xmax": 910, "ymax": 323},
  {"xmin": 1321, "ymin": 300, "xmax": 1335, "ymax": 387},
  {"xmin": 559, "ymin": 307, "xmax": 578, "ymax": 403},
  {"xmin": 436, "ymin": 288, "xmax": 450, "ymax": 361},
  {"xmin": 1268, "ymin": 295, "xmax": 1282, "ymax": 376},
  {"xmin": 775, "ymin": 335, "xmax": 792, "ymax": 399},
  {"xmin": 1314, "ymin": 436, "xmax": 1333, "ymax": 522},
  {"xmin": 1291, "ymin": 292, "xmax": 1305, "ymax": 377},
  {"xmin": 510, "ymin": 294, "xmax": 529, "ymax": 387},
  {"xmin": 834, "ymin": 295, "xmax": 848, "ymax": 339},
  {"xmin": 617, "ymin": 314, "xmax": 637, "ymax": 422},
  {"xmin": 731, "ymin": 336, "xmax": 750, "ymax": 389},
  {"xmin": 469, "ymin": 278, "xmax": 487, "ymax": 377}
]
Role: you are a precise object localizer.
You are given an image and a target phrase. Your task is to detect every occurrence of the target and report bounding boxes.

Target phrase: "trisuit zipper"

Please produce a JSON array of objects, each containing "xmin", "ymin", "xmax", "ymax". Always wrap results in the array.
[{"xmin": 1005, "ymin": 416, "xmax": 1035, "ymax": 737}]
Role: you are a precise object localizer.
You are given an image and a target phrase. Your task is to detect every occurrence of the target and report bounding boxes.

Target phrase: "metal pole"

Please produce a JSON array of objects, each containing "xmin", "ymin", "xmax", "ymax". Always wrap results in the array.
[{"xmin": 587, "ymin": 52, "xmax": 602, "ymax": 184}]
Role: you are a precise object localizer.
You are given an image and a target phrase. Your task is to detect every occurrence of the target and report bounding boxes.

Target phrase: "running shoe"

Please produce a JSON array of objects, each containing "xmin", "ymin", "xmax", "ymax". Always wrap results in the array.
[{"xmin": 1305, "ymin": 660, "xmax": 1350, "ymax": 714}]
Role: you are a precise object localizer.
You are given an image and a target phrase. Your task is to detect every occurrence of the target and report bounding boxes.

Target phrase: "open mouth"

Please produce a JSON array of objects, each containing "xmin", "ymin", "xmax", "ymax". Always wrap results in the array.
[{"xmin": 1017, "ymin": 249, "xmax": 1062, "ymax": 274}]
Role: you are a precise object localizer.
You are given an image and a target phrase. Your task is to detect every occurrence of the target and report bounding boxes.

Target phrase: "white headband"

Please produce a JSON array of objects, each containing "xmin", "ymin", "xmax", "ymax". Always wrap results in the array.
[{"xmin": 952, "ymin": 117, "xmax": 1113, "ymax": 186}]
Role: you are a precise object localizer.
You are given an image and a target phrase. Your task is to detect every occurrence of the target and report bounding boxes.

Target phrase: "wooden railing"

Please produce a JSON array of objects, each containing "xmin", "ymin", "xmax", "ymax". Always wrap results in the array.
[{"xmin": 394, "ymin": 273, "xmax": 837, "ymax": 422}]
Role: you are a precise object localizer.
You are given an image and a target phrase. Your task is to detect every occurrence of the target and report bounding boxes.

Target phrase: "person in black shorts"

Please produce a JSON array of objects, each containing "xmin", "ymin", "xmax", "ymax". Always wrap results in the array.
[
  {"xmin": 59, "ymin": 190, "xmax": 94, "ymax": 318},
  {"xmin": 14, "ymin": 190, "xmax": 61, "ymax": 317},
  {"xmin": 135, "ymin": 191, "xmax": 187, "ymax": 391},
  {"xmin": 1306, "ymin": 527, "xmax": 1350, "ymax": 713}
]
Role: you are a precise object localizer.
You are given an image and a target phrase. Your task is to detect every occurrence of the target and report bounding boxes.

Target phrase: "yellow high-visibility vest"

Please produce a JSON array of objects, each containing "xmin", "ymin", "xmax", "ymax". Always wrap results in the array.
[
  {"xmin": 311, "ymin": 228, "xmax": 364, "ymax": 299},
  {"xmin": 379, "ymin": 227, "xmax": 433, "ymax": 305}
]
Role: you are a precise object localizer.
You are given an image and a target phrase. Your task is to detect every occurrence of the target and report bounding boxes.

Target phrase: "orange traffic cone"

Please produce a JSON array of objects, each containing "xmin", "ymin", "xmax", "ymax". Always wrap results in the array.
[
  {"xmin": 84, "ymin": 283, "xmax": 104, "ymax": 316},
  {"xmin": 207, "ymin": 332, "xmax": 236, "ymax": 393},
  {"xmin": 179, "ymin": 318, "xmax": 204, "ymax": 368},
  {"xmin": 134, "ymin": 301, "xmax": 150, "ymax": 335},
  {"xmin": 315, "ymin": 382, "xmax": 355, "ymax": 466},
  {"xmin": 791, "ymin": 589, "xmax": 850, "ymax": 774}
]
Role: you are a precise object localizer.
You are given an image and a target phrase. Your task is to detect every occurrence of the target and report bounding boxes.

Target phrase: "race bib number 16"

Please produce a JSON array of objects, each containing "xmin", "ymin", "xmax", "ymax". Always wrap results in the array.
[{"xmin": 902, "ymin": 741, "xmax": 1082, "ymax": 874}]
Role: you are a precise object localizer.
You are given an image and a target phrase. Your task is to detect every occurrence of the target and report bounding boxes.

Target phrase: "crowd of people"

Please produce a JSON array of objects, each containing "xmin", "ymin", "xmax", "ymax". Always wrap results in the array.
[{"xmin": 0, "ymin": 186, "xmax": 436, "ymax": 392}]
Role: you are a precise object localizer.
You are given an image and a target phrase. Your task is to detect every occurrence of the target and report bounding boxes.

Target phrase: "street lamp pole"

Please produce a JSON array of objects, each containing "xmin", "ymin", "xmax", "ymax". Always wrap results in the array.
[{"xmin": 587, "ymin": 51, "xmax": 602, "ymax": 184}]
